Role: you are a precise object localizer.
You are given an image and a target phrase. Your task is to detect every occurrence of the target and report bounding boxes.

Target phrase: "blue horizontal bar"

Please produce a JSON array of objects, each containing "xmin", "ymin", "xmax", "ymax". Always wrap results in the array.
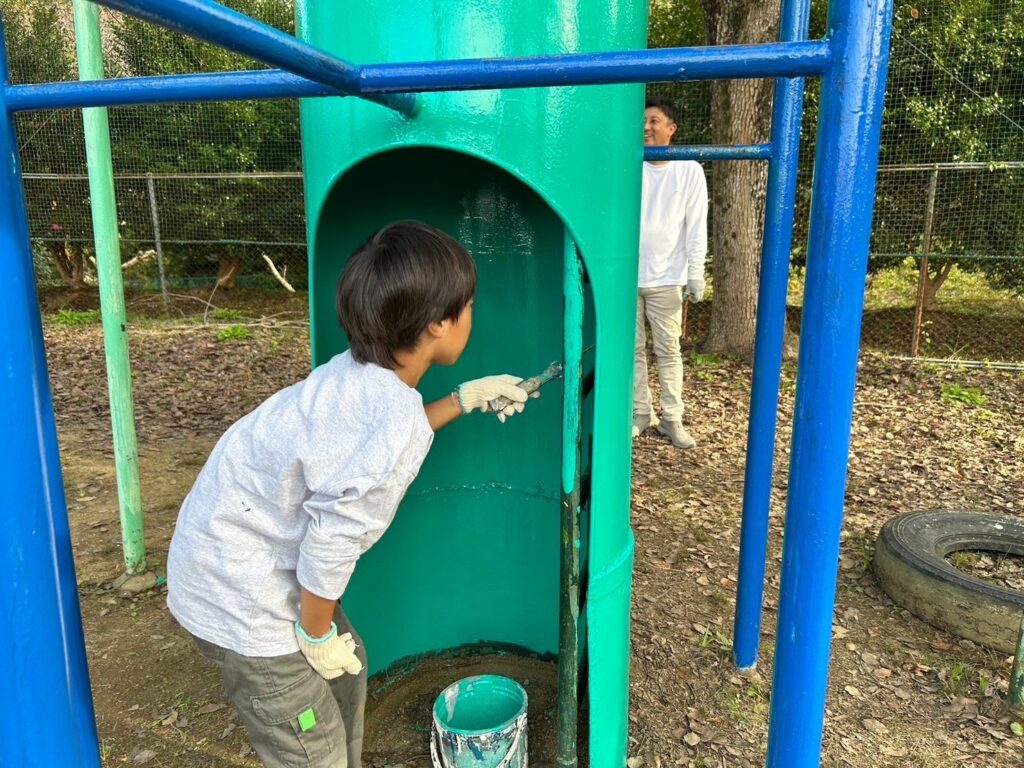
[
  {"xmin": 644, "ymin": 144, "xmax": 772, "ymax": 161},
  {"xmin": 6, "ymin": 71, "xmax": 325, "ymax": 112},
  {"xmin": 356, "ymin": 41, "xmax": 830, "ymax": 92},
  {"xmin": 91, "ymin": 0, "xmax": 416, "ymax": 116},
  {"xmin": 5, "ymin": 40, "xmax": 829, "ymax": 114}
]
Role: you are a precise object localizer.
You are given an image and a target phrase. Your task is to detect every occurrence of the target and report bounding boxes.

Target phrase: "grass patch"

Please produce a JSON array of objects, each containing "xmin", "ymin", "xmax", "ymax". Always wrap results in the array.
[
  {"xmin": 51, "ymin": 308, "xmax": 101, "ymax": 326},
  {"xmin": 687, "ymin": 352, "xmax": 725, "ymax": 367},
  {"xmin": 788, "ymin": 258, "xmax": 1024, "ymax": 318},
  {"xmin": 215, "ymin": 325, "xmax": 249, "ymax": 342},
  {"xmin": 940, "ymin": 383, "xmax": 988, "ymax": 406},
  {"xmin": 211, "ymin": 308, "xmax": 245, "ymax": 321}
]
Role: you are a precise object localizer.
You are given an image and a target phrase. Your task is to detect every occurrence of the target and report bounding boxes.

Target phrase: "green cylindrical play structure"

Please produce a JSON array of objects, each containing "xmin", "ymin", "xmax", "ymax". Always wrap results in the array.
[{"xmin": 298, "ymin": 3, "xmax": 645, "ymax": 766}]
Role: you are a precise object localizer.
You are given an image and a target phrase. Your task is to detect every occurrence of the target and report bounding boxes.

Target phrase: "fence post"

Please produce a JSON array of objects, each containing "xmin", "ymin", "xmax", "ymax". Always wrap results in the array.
[
  {"xmin": 911, "ymin": 165, "xmax": 939, "ymax": 357},
  {"xmin": 146, "ymin": 172, "xmax": 169, "ymax": 309}
]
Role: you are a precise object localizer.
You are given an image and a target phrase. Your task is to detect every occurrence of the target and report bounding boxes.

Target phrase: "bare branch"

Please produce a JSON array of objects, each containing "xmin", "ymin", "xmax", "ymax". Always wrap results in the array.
[{"xmin": 261, "ymin": 252, "xmax": 296, "ymax": 293}]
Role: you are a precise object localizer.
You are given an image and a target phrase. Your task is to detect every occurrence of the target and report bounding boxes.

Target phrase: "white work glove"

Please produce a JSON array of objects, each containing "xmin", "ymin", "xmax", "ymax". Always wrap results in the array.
[
  {"xmin": 294, "ymin": 620, "xmax": 363, "ymax": 680},
  {"xmin": 456, "ymin": 374, "xmax": 531, "ymax": 423},
  {"xmin": 684, "ymin": 277, "xmax": 706, "ymax": 303}
]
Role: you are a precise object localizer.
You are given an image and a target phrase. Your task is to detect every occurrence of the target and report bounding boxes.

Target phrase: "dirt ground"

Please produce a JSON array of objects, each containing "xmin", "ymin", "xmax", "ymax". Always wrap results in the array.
[{"xmin": 41, "ymin": 295, "xmax": 1024, "ymax": 767}]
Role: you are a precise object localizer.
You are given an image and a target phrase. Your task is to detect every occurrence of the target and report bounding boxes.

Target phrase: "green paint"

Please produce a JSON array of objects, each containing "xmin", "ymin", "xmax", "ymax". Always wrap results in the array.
[
  {"xmin": 557, "ymin": 232, "xmax": 583, "ymax": 768},
  {"xmin": 298, "ymin": 708, "xmax": 317, "ymax": 732},
  {"xmin": 432, "ymin": 676, "xmax": 527, "ymax": 768},
  {"xmin": 73, "ymin": 0, "xmax": 145, "ymax": 574},
  {"xmin": 297, "ymin": 4, "xmax": 645, "ymax": 767},
  {"xmin": 434, "ymin": 676, "xmax": 526, "ymax": 735}
]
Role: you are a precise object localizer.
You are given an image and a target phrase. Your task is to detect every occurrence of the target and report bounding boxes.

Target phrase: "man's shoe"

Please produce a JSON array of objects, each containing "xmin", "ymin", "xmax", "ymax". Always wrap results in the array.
[
  {"xmin": 658, "ymin": 419, "xmax": 696, "ymax": 449},
  {"xmin": 632, "ymin": 412, "xmax": 658, "ymax": 438}
]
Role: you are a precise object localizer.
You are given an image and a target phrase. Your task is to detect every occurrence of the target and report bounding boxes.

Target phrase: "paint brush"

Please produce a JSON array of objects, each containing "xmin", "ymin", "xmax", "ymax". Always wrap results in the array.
[{"xmin": 488, "ymin": 345, "xmax": 595, "ymax": 417}]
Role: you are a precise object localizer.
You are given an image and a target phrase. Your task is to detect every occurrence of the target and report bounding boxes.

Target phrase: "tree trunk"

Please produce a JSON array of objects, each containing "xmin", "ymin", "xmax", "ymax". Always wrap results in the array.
[
  {"xmin": 700, "ymin": 0, "xmax": 779, "ymax": 360},
  {"xmin": 922, "ymin": 260, "xmax": 953, "ymax": 312},
  {"xmin": 47, "ymin": 240, "xmax": 88, "ymax": 290},
  {"xmin": 215, "ymin": 254, "xmax": 241, "ymax": 290}
]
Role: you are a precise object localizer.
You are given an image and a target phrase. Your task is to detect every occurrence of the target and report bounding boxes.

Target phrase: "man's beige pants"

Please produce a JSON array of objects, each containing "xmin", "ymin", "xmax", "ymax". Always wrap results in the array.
[{"xmin": 634, "ymin": 285, "xmax": 685, "ymax": 423}]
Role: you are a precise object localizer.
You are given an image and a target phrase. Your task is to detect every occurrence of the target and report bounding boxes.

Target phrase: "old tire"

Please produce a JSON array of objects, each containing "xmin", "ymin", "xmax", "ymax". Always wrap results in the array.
[{"xmin": 873, "ymin": 510, "xmax": 1024, "ymax": 654}]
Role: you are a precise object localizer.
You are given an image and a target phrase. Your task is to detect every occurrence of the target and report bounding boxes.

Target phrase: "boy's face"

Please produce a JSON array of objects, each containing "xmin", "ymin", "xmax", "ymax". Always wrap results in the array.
[
  {"xmin": 643, "ymin": 107, "xmax": 676, "ymax": 147},
  {"xmin": 434, "ymin": 299, "xmax": 473, "ymax": 366}
]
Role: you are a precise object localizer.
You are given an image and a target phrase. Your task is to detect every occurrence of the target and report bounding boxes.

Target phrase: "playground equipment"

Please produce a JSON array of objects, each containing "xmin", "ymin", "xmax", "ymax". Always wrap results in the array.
[
  {"xmin": 0, "ymin": 1, "xmax": 894, "ymax": 767},
  {"xmin": 300, "ymin": 5, "xmax": 642, "ymax": 767}
]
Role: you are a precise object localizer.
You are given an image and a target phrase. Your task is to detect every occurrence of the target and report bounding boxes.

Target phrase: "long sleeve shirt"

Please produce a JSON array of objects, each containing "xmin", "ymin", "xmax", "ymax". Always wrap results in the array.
[
  {"xmin": 638, "ymin": 160, "xmax": 709, "ymax": 288},
  {"xmin": 167, "ymin": 350, "xmax": 434, "ymax": 656}
]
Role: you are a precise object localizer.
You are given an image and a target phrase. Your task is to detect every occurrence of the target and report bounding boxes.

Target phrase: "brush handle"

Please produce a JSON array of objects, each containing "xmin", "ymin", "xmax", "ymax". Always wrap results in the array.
[{"xmin": 488, "ymin": 361, "xmax": 563, "ymax": 416}]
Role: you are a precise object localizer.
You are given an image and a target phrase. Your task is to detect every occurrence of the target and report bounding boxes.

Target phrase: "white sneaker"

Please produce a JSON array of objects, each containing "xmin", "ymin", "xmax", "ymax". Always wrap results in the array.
[
  {"xmin": 632, "ymin": 412, "xmax": 658, "ymax": 438},
  {"xmin": 658, "ymin": 420, "xmax": 696, "ymax": 449}
]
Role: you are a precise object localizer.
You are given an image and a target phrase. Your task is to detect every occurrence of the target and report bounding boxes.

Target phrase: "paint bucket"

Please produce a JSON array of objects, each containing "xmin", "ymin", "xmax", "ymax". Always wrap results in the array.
[{"xmin": 430, "ymin": 675, "xmax": 528, "ymax": 768}]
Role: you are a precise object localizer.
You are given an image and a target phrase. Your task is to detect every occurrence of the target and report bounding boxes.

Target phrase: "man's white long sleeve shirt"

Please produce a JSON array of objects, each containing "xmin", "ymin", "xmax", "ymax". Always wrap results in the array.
[{"xmin": 638, "ymin": 160, "xmax": 708, "ymax": 288}]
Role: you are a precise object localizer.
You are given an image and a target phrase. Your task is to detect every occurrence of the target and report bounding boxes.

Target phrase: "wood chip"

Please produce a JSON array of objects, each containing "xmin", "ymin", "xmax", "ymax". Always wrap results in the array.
[{"xmin": 862, "ymin": 718, "xmax": 889, "ymax": 735}]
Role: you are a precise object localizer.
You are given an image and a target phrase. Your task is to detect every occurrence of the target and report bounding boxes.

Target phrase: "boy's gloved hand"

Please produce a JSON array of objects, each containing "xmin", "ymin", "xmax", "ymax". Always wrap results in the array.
[
  {"xmin": 685, "ymin": 278, "xmax": 706, "ymax": 303},
  {"xmin": 457, "ymin": 375, "xmax": 530, "ymax": 422},
  {"xmin": 294, "ymin": 620, "xmax": 363, "ymax": 679}
]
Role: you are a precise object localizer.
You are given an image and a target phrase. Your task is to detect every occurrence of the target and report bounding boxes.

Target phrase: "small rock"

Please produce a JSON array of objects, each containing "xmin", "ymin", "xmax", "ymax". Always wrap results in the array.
[
  {"xmin": 683, "ymin": 732, "xmax": 701, "ymax": 747},
  {"xmin": 862, "ymin": 718, "xmax": 889, "ymax": 735},
  {"xmin": 112, "ymin": 571, "xmax": 158, "ymax": 594}
]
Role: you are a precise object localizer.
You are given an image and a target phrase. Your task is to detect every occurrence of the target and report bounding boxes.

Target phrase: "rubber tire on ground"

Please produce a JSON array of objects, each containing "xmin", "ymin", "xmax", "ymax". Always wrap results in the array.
[{"xmin": 873, "ymin": 510, "xmax": 1024, "ymax": 654}]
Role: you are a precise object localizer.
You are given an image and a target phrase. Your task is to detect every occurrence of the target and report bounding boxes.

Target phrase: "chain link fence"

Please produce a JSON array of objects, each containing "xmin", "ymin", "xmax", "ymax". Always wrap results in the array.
[
  {"xmin": 651, "ymin": 0, "xmax": 1024, "ymax": 363},
  {"xmin": 7, "ymin": 0, "xmax": 308, "ymax": 298},
  {"xmin": 7, "ymin": 0, "xmax": 1024, "ymax": 361}
]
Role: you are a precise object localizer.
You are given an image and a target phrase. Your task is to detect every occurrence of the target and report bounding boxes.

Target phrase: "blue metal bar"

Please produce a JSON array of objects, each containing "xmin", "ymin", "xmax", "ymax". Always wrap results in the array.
[
  {"xmin": 0, "ymin": 19, "xmax": 100, "ymax": 768},
  {"xmin": 765, "ymin": 0, "xmax": 895, "ymax": 765},
  {"xmin": 733, "ymin": 0, "xmax": 811, "ymax": 671},
  {"xmin": 356, "ymin": 41, "xmax": 830, "ymax": 92},
  {"xmin": 91, "ymin": 0, "xmax": 416, "ymax": 115},
  {"xmin": 644, "ymin": 144, "xmax": 771, "ymax": 162},
  {"xmin": 5, "ymin": 40, "xmax": 831, "ymax": 113},
  {"xmin": 6, "ymin": 70, "xmax": 326, "ymax": 112}
]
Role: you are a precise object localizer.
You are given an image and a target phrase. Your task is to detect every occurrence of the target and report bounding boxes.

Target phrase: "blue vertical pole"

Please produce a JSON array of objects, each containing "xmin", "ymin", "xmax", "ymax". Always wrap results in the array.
[
  {"xmin": 732, "ymin": 0, "xmax": 811, "ymax": 671},
  {"xmin": 765, "ymin": 0, "xmax": 894, "ymax": 765},
  {"xmin": 0, "ymin": 18, "xmax": 101, "ymax": 768}
]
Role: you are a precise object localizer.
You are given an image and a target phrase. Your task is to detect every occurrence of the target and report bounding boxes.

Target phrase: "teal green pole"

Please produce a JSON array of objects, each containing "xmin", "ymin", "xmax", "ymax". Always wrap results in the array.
[
  {"xmin": 73, "ymin": 0, "xmax": 146, "ymax": 574},
  {"xmin": 557, "ymin": 230, "xmax": 584, "ymax": 768},
  {"xmin": 1010, "ymin": 617, "xmax": 1024, "ymax": 716}
]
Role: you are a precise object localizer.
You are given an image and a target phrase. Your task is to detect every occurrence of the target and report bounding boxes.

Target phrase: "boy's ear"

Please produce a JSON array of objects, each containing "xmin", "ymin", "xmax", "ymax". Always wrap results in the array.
[{"xmin": 425, "ymin": 319, "xmax": 448, "ymax": 339}]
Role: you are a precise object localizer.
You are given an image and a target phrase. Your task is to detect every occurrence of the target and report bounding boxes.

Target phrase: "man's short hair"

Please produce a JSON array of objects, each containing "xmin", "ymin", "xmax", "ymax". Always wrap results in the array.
[
  {"xmin": 645, "ymin": 97, "xmax": 679, "ymax": 125},
  {"xmin": 336, "ymin": 221, "xmax": 477, "ymax": 368}
]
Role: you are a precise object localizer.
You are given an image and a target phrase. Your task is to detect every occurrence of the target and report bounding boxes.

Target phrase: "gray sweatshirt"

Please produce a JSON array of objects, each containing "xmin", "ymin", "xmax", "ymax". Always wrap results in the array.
[{"xmin": 167, "ymin": 350, "xmax": 433, "ymax": 656}]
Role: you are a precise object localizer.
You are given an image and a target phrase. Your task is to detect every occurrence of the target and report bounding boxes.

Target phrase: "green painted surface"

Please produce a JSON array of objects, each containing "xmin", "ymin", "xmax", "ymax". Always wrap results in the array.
[
  {"xmin": 297, "ymin": 3, "xmax": 645, "ymax": 766},
  {"xmin": 434, "ymin": 675, "xmax": 527, "ymax": 734},
  {"xmin": 73, "ymin": 0, "xmax": 146, "ymax": 574},
  {"xmin": 557, "ymin": 233, "xmax": 583, "ymax": 768},
  {"xmin": 1011, "ymin": 618, "xmax": 1024, "ymax": 715}
]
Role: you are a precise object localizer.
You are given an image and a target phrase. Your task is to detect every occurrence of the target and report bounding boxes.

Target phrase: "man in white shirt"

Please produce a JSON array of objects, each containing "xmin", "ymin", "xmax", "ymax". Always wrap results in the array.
[{"xmin": 633, "ymin": 98, "xmax": 708, "ymax": 449}]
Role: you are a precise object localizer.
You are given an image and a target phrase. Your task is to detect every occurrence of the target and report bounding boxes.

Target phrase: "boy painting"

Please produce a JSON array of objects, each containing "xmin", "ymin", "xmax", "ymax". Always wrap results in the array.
[{"xmin": 167, "ymin": 221, "xmax": 536, "ymax": 768}]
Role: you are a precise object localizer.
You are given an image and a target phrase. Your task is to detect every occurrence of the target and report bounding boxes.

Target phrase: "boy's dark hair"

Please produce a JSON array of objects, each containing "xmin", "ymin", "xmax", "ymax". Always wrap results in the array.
[
  {"xmin": 645, "ymin": 97, "xmax": 679, "ymax": 124},
  {"xmin": 336, "ymin": 221, "xmax": 477, "ymax": 369}
]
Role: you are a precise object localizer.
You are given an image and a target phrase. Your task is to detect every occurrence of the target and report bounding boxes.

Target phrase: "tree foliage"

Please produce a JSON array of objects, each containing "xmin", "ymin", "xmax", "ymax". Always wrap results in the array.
[
  {"xmin": 106, "ymin": 0, "xmax": 303, "ymax": 284},
  {"xmin": 4, "ymin": 0, "xmax": 1021, "ymax": 297}
]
